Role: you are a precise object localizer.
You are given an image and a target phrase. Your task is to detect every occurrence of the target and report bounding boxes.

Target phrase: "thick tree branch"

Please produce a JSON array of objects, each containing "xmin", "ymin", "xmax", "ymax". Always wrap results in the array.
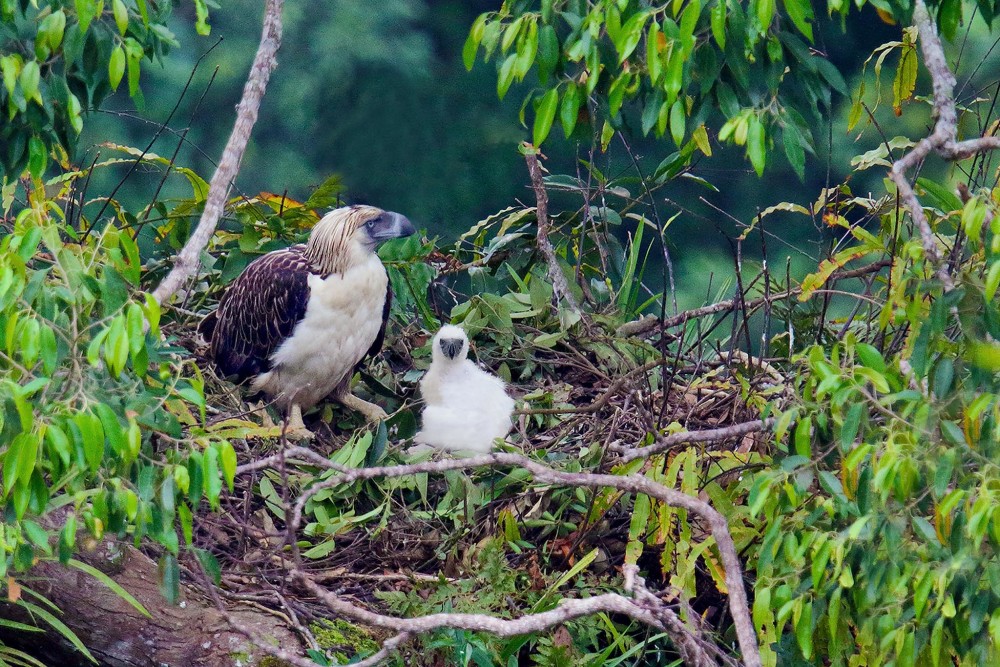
[
  {"xmin": 151, "ymin": 0, "xmax": 285, "ymax": 304},
  {"xmin": 888, "ymin": 0, "xmax": 1000, "ymax": 291},
  {"xmin": 237, "ymin": 449, "xmax": 762, "ymax": 667},
  {"xmin": 623, "ymin": 565, "xmax": 736, "ymax": 667}
]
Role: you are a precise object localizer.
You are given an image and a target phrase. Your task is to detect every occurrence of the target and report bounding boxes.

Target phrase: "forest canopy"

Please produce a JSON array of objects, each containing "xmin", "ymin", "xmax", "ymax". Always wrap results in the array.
[{"xmin": 1, "ymin": 1, "xmax": 1000, "ymax": 666}]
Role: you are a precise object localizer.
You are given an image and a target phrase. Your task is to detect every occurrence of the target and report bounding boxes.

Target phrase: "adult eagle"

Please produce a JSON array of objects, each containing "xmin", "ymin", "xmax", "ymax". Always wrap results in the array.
[{"xmin": 200, "ymin": 205, "xmax": 415, "ymax": 438}]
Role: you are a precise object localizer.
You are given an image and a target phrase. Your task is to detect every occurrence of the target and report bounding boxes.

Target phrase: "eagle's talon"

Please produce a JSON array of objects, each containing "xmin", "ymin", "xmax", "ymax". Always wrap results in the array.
[
  {"xmin": 338, "ymin": 393, "xmax": 388, "ymax": 423},
  {"xmin": 283, "ymin": 427, "xmax": 315, "ymax": 441}
]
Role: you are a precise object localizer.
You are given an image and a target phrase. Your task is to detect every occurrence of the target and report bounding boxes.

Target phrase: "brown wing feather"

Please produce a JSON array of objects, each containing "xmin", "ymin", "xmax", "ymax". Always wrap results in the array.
[
  {"xmin": 361, "ymin": 281, "xmax": 392, "ymax": 365},
  {"xmin": 207, "ymin": 247, "xmax": 314, "ymax": 382}
]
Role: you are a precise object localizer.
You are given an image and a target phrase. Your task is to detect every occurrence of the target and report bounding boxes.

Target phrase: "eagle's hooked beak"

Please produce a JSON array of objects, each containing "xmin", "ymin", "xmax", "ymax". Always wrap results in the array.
[
  {"xmin": 367, "ymin": 211, "xmax": 416, "ymax": 243},
  {"xmin": 439, "ymin": 338, "xmax": 464, "ymax": 360}
]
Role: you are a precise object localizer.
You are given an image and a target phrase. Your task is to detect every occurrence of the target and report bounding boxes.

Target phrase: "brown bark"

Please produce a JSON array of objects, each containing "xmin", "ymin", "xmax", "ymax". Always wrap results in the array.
[{"xmin": 0, "ymin": 542, "xmax": 301, "ymax": 667}]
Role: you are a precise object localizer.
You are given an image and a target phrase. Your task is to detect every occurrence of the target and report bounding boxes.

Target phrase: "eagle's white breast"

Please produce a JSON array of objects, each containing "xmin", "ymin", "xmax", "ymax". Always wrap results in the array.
[{"xmin": 252, "ymin": 254, "xmax": 387, "ymax": 410}]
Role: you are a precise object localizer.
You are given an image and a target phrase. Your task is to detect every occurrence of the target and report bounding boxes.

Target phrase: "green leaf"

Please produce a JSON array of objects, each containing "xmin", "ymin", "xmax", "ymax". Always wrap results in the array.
[
  {"xmin": 218, "ymin": 441, "xmax": 236, "ymax": 492},
  {"xmin": 46, "ymin": 423, "xmax": 71, "ymax": 468},
  {"xmin": 795, "ymin": 598, "xmax": 813, "ymax": 658},
  {"xmin": 74, "ymin": 412, "xmax": 105, "ymax": 473},
  {"xmin": 108, "ymin": 46, "xmax": 125, "ymax": 91},
  {"xmin": 113, "ymin": 0, "xmax": 129, "ymax": 35},
  {"xmin": 28, "ymin": 136, "xmax": 47, "ymax": 180},
  {"xmin": 195, "ymin": 549, "xmax": 221, "ymax": 585},
  {"xmin": 158, "ymin": 553, "xmax": 180, "ymax": 605},
  {"xmin": 794, "ymin": 418, "xmax": 812, "ymax": 458},
  {"xmin": 783, "ymin": 126, "xmax": 805, "ymax": 180},
  {"xmin": 560, "ymin": 82, "xmax": 582, "ymax": 137},
  {"xmin": 647, "ymin": 22, "xmax": 663, "ymax": 83},
  {"xmin": 497, "ymin": 53, "xmax": 517, "ymax": 99},
  {"xmin": 533, "ymin": 88, "xmax": 559, "ymax": 146},
  {"xmin": 893, "ymin": 39, "xmax": 918, "ymax": 114},
  {"xmin": 940, "ymin": 420, "xmax": 966, "ymax": 446},
  {"xmin": 938, "ymin": 0, "xmax": 962, "ymax": 40},
  {"xmin": 756, "ymin": 0, "xmax": 776, "ymax": 30},
  {"xmin": 68, "ymin": 559, "xmax": 151, "ymax": 618},
  {"xmin": 711, "ymin": 0, "xmax": 727, "ymax": 49},
  {"xmin": 194, "ymin": 0, "xmax": 211, "ymax": 36},
  {"xmin": 669, "ymin": 99, "xmax": 685, "ymax": 146},
  {"xmin": 95, "ymin": 404, "xmax": 125, "ymax": 460},
  {"xmin": 537, "ymin": 25, "xmax": 559, "ymax": 82},
  {"xmin": 463, "ymin": 15, "xmax": 486, "ymax": 70},
  {"xmin": 75, "ymin": 0, "xmax": 97, "ymax": 34},
  {"xmin": 783, "ymin": 0, "xmax": 814, "ymax": 41},
  {"xmin": 616, "ymin": 11, "xmax": 650, "ymax": 63},
  {"xmin": 203, "ymin": 445, "xmax": 222, "ymax": 509},
  {"xmin": 855, "ymin": 343, "xmax": 886, "ymax": 373},
  {"xmin": 747, "ymin": 116, "xmax": 766, "ymax": 176},
  {"xmin": 18, "ymin": 600, "xmax": 96, "ymax": 663}
]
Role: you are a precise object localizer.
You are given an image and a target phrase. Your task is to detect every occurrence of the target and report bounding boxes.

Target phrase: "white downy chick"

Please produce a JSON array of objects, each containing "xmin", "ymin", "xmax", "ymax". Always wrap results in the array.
[{"xmin": 415, "ymin": 325, "xmax": 514, "ymax": 455}]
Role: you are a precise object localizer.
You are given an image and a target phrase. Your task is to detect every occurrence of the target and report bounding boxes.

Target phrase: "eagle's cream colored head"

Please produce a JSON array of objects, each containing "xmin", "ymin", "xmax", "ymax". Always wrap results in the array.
[
  {"xmin": 432, "ymin": 324, "xmax": 470, "ymax": 364},
  {"xmin": 305, "ymin": 205, "xmax": 415, "ymax": 274}
]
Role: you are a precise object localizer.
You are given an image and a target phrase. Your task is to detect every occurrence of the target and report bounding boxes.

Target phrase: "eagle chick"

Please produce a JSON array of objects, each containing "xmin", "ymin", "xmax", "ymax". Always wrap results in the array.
[
  {"xmin": 415, "ymin": 325, "xmax": 514, "ymax": 455},
  {"xmin": 200, "ymin": 205, "xmax": 415, "ymax": 438}
]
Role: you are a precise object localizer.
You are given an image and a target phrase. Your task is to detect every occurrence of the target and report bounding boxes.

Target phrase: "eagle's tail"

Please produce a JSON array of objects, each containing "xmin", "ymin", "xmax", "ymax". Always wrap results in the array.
[{"xmin": 197, "ymin": 310, "xmax": 218, "ymax": 346}]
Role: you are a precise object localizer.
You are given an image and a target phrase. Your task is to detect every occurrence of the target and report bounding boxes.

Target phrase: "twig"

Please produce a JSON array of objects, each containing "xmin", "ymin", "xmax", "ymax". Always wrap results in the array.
[
  {"xmin": 151, "ymin": 0, "xmax": 285, "ymax": 304},
  {"xmin": 617, "ymin": 259, "xmax": 893, "ymax": 337},
  {"xmin": 516, "ymin": 358, "xmax": 670, "ymax": 415},
  {"xmin": 612, "ymin": 417, "xmax": 776, "ymax": 462},
  {"xmin": 523, "ymin": 145, "xmax": 581, "ymax": 315}
]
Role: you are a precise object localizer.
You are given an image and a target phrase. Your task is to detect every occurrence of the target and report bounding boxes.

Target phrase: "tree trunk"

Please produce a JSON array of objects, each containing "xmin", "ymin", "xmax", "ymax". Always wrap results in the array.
[{"xmin": 0, "ymin": 541, "xmax": 301, "ymax": 667}]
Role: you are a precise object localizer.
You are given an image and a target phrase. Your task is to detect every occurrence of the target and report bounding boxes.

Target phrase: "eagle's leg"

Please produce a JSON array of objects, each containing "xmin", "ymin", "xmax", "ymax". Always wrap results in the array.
[
  {"xmin": 251, "ymin": 401, "xmax": 278, "ymax": 429},
  {"xmin": 337, "ymin": 392, "xmax": 389, "ymax": 423},
  {"xmin": 282, "ymin": 404, "xmax": 314, "ymax": 441}
]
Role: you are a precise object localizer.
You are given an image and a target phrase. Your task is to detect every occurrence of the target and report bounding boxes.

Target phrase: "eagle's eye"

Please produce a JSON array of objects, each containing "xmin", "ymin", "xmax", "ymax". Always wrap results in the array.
[{"xmin": 365, "ymin": 215, "xmax": 383, "ymax": 229}]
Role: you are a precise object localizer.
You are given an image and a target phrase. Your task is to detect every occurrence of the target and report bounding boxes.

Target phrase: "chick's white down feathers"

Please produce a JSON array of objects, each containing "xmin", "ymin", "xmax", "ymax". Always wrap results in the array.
[{"xmin": 416, "ymin": 325, "xmax": 514, "ymax": 454}]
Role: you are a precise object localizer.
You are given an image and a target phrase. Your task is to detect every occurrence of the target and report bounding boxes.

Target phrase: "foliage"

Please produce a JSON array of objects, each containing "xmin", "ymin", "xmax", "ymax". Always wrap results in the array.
[
  {"xmin": 0, "ymin": 0, "xmax": 213, "ymax": 180},
  {"xmin": 465, "ymin": 0, "xmax": 847, "ymax": 177},
  {"xmin": 0, "ymin": 156, "xmax": 236, "ymax": 655},
  {"xmin": 748, "ymin": 119, "xmax": 1000, "ymax": 667},
  {"xmin": 4, "ymin": 2, "xmax": 1000, "ymax": 667},
  {"xmin": 465, "ymin": 0, "xmax": 1000, "ymax": 179}
]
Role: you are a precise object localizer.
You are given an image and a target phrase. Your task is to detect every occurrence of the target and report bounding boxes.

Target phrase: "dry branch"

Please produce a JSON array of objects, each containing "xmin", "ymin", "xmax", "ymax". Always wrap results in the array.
[
  {"xmin": 623, "ymin": 564, "xmax": 736, "ymax": 667},
  {"xmin": 613, "ymin": 417, "xmax": 776, "ymax": 462},
  {"xmin": 151, "ymin": 0, "xmax": 285, "ymax": 304},
  {"xmin": 617, "ymin": 260, "xmax": 893, "ymax": 337},
  {"xmin": 888, "ymin": 0, "xmax": 1000, "ymax": 291},
  {"xmin": 524, "ymin": 147, "xmax": 581, "ymax": 314},
  {"xmin": 236, "ymin": 448, "xmax": 762, "ymax": 667}
]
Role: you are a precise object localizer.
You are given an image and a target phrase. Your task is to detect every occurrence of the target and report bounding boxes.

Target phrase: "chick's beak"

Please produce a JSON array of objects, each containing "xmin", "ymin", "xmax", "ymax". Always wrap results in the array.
[{"xmin": 440, "ymin": 338, "xmax": 463, "ymax": 359}]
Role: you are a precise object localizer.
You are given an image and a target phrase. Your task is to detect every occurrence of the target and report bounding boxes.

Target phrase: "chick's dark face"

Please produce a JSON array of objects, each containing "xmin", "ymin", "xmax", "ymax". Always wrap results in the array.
[
  {"xmin": 439, "ymin": 337, "xmax": 465, "ymax": 360},
  {"xmin": 359, "ymin": 210, "xmax": 416, "ymax": 248}
]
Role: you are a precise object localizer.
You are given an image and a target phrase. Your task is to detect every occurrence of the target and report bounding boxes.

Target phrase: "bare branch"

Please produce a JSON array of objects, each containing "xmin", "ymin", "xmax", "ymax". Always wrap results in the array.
[
  {"xmin": 613, "ymin": 417, "xmax": 776, "ymax": 462},
  {"xmin": 524, "ymin": 146, "xmax": 581, "ymax": 315},
  {"xmin": 236, "ymin": 449, "xmax": 761, "ymax": 667},
  {"xmin": 296, "ymin": 571, "xmax": 661, "ymax": 637},
  {"xmin": 152, "ymin": 0, "xmax": 285, "ymax": 304},
  {"xmin": 617, "ymin": 260, "xmax": 892, "ymax": 337},
  {"xmin": 888, "ymin": 0, "xmax": 1000, "ymax": 290},
  {"xmin": 623, "ymin": 565, "xmax": 735, "ymax": 667}
]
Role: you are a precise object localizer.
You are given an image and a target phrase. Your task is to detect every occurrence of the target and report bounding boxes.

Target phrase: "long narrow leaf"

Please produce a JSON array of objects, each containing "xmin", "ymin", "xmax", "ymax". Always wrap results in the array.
[
  {"xmin": 67, "ymin": 559, "xmax": 151, "ymax": 618},
  {"xmin": 17, "ymin": 601, "xmax": 96, "ymax": 664}
]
